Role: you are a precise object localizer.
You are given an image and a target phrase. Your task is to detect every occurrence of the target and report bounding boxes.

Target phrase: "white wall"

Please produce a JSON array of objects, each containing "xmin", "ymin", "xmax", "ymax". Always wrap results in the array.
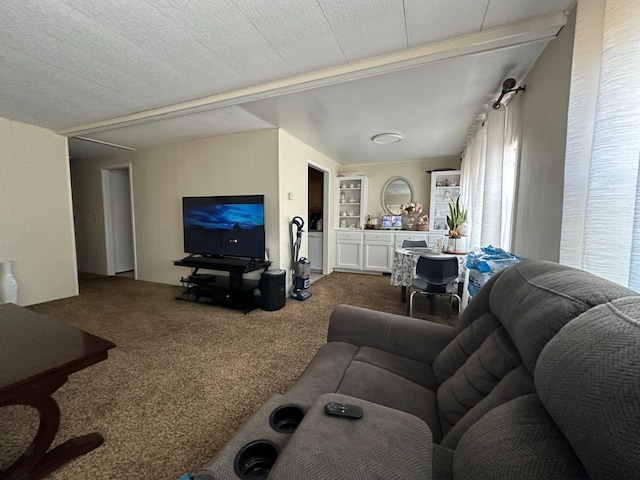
[
  {"xmin": 0, "ymin": 118, "xmax": 78, "ymax": 305},
  {"xmin": 512, "ymin": 8, "xmax": 576, "ymax": 261},
  {"xmin": 71, "ymin": 129, "xmax": 280, "ymax": 285},
  {"xmin": 341, "ymin": 157, "xmax": 461, "ymax": 218},
  {"xmin": 278, "ymin": 130, "xmax": 341, "ymax": 280}
]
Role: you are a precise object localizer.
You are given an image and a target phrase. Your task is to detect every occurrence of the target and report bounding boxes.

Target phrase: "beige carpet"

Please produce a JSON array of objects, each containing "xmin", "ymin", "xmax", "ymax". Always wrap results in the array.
[{"xmin": 0, "ymin": 271, "xmax": 457, "ymax": 480}]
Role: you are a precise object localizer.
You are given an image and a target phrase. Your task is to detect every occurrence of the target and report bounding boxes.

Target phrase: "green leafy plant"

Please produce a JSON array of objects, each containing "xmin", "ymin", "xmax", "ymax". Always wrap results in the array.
[{"xmin": 446, "ymin": 193, "xmax": 467, "ymax": 237}]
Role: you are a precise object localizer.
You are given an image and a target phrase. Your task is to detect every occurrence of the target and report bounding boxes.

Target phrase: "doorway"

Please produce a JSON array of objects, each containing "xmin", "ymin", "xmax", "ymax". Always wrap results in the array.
[
  {"xmin": 307, "ymin": 161, "xmax": 330, "ymax": 277},
  {"xmin": 101, "ymin": 165, "xmax": 136, "ymax": 277}
]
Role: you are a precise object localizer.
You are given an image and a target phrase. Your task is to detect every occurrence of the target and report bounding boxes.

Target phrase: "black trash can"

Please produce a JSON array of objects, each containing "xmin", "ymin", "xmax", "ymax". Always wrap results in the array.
[{"xmin": 260, "ymin": 269, "xmax": 286, "ymax": 311}]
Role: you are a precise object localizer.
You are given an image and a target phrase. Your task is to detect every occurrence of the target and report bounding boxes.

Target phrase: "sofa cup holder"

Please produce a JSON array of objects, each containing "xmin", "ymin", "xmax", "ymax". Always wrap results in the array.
[
  {"xmin": 268, "ymin": 404, "xmax": 304, "ymax": 434},
  {"xmin": 234, "ymin": 440, "xmax": 279, "ymax": 480}
]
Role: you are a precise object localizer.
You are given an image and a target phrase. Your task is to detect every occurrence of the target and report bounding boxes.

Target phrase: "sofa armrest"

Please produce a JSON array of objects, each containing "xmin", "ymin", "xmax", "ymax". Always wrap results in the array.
[
  {"xmin": 268, "ymin": 393, "xmax": 432, "ymax": 480},
  {"xmin": 327, "ymin": 304, "xmax": 456, "ymax": 364}
]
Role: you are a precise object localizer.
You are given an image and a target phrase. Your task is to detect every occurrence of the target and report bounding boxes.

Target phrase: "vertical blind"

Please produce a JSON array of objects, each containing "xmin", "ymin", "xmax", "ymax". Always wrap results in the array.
[{"xmin": 560, "ymin": 0, "xmax": 640, "ymax": 290}]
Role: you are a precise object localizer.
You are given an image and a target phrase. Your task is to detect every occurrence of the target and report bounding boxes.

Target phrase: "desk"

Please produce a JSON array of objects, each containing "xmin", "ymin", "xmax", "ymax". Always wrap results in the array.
[
  {"xmin": 390, "ymin": 247, "xmax": 466, "ymax": 304},
  {"xmin": 0, "ymin": 303, "xmax": 115, "ymax": 480}
]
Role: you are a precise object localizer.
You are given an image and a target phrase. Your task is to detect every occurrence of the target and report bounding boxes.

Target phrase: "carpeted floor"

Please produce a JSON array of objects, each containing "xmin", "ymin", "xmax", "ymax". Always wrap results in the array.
[{"xmin": 0, "ymin": 271, "xmax": 457, "ymax": 480}]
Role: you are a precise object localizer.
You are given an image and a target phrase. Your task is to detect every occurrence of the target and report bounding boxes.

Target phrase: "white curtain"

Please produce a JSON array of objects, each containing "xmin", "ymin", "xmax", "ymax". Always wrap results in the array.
[
  {"xmin": 560, "ymin": 0, "xmax": 640, "ymax": 290},
  {"xmin": 461, "ymin": 122, "xmax": 486, "ymax": 250},
  {"xmin": 461, "ymin": 103, "xmax": 520, "ymax": 252}
]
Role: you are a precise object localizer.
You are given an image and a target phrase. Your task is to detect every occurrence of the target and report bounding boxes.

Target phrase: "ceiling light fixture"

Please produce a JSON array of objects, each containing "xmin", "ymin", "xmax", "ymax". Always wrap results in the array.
[{"xmin": 372, "ymin": 133, "xmax": 403, "ymax": 144}]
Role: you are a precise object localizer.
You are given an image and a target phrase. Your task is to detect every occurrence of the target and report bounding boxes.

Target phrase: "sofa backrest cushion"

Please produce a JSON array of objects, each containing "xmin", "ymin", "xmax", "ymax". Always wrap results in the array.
[
  {"xmin": 432, "ymin": 312, "xmax": 502, "ymax": 384},
  {"xmin": 433, "ymin": 260, "xmax": 637, "ymax": 443},
  {"xmin": 536, "ymin": 297, "xmax": 640, "ymax": 479},
  {"xmin": 435, "ymin": 326, "xmax": 522, "ymax": 435},
  {"xmin": 440, "ymin": 364, "xmax": 536, "ymax": 449},
  {"xmin": 489, "ymin": 260, "xmax": 636, "ymax": 375},
  {"xmin": 453, "ymin": 394, "xmax": 589, "ymax": 479}
]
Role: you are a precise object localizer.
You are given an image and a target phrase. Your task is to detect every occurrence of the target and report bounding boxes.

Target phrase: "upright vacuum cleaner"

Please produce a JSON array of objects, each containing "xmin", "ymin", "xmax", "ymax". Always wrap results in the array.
[{"xmin": 290, "ymin": 216, "xmax": 312, "ymax": 301}]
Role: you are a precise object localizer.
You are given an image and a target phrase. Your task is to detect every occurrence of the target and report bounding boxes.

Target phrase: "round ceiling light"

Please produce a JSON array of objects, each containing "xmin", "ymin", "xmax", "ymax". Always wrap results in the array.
[{"xmin": 371, "ymin": 133, "xmax": 402, "ymax": 144}]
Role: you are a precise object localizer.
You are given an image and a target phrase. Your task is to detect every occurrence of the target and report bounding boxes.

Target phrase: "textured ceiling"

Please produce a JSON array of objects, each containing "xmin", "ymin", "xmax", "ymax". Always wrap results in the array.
[{"xmin": 0, "ymin": 0, "xmax": 574, "ymax": 163}]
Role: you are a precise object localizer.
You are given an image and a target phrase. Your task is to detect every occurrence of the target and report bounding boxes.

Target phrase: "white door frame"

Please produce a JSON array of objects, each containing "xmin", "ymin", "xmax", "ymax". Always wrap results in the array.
[
  {"xmin": 101, "ymin": 164, "xmax": 137, "ymax": 277},
  {"xmin": 307, "ymin": 160, "xmax": 331, "ymax": 274}
]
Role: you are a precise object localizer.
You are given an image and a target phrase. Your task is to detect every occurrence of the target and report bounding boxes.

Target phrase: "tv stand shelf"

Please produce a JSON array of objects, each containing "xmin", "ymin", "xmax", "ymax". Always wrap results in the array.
[{"xmin": 173, "ymin": 256, "xmax": 271, "ymax": 313}]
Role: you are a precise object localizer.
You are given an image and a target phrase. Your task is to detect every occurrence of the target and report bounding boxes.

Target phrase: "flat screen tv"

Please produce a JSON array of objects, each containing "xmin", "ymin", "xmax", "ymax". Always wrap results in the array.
[
  {"xmin": 182, "ymin": 195, "xmax": 265, "ymax": 260},
  {"xmin": 381, "ymin": 214, "xmax": 402, "ymax": 229}
]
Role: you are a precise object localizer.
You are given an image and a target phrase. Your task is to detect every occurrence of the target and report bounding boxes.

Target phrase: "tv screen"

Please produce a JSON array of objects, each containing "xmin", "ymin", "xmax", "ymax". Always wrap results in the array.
[
  {"xmin": 183, "ymin": 195, "xmax": 265, "ymax": 259},
  {"xmin": 382, "ymin": 215, "xmax": 402, "ymax": 229}
]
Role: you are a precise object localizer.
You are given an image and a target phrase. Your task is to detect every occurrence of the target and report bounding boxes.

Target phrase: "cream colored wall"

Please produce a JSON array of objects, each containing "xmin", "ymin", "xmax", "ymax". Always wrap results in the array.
[
  {"xmin": 0, "ymin": 118, "xmax": 78, "ymax": 305},
  {"xmin": 71, "ymin": 130, "xmax": 280, "ymax": 285},
  {"xmin": 341, "ymin": 157, "xmax": 461, "ymax": 219},
  {"xmin": 512, "ymin": 7, "xmax": 576, "ymax": 261},
  {"xmin": 278, "ymin": 130, "xmax": 341, "ymax": 281}
]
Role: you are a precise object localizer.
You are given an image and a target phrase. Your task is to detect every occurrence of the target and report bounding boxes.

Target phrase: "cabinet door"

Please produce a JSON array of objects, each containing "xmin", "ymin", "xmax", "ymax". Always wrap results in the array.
[
  {"xmin": 336, "ymin": 240, "xmax": 363, "ymax": 270},
  {"xmin": 363, "ymin": 242, "xmax": 393, "ymax": 272},
  {"xmin": 308, "ymin": 235, "xmax": 323, "ymax": 271}
]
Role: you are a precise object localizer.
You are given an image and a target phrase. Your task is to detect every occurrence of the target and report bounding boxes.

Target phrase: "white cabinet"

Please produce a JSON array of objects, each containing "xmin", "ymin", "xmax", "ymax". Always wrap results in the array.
[
  {"xmin": 394, "ymin": 232, "xmax": 445, "ymax": 249},
  {"xmin": 337, "ymin": 175, "xmax": 368, "ymax": 230},
  {"xmin": 429, "ymin": 170, "xmax": 462, "ymax": 233},
  {"xmin": 363, "ymin": 232, "xmax": 394, "ymax": 272},
  {"xmin": 335, "ymin": 230, "xmax": 448, "ymax": 273},
  {"xmin": 335, "ymin": 231, "xmax": 363, "ymax": 270},
  {"xmin": 308, "ymin": 232, "xmax": 323, "ymax": 272},
  {"xmin": 394, "ymin": 232, "xmax": 429, "ymax": 249}
]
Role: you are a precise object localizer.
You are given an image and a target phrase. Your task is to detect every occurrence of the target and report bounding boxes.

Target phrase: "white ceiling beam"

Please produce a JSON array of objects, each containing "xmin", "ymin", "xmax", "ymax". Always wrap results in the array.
[{"xmin": 57, "ymin": 12, "xmax": 568, "ymax": 138}]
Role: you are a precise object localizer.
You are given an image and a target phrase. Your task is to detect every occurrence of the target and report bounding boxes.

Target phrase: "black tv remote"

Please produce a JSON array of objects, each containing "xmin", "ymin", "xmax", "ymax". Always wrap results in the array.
[{"xmin": 324, "ymin": 402, "xmax": 363, "ymax": 419}]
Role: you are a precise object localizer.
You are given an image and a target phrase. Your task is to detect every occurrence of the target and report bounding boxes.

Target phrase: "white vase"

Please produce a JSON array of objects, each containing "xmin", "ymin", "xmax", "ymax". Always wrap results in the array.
[
  {"xmin": 0, "ymin": 260, "xmax": 19, "ymax": 304},
  {"xmin": 457, "ymin": 222, "xmax": 469, "ymax": 236}
]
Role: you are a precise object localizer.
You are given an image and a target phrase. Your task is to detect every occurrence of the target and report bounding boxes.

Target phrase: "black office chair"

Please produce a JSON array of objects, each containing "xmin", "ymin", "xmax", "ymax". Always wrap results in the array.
[
  {"xmin": 409, "ymin": 256, "xmax": 461, "ymax": 318},
  {"xmin": 402, "ymin": 239, "xmax": 427, "ymax": 248}
]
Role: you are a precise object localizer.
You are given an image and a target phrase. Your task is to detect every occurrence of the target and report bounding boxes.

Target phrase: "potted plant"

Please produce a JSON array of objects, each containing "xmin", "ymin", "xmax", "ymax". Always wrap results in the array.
[{"xmin": 446, "ymin": 194, "xmax": 468, "ymax": 237}]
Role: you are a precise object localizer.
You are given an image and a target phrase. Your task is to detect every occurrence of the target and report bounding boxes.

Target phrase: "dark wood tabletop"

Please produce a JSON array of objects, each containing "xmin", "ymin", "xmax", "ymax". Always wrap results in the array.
[{"xmin": 0, "ymin": 303, "xmax": 116, "ymax": 480}]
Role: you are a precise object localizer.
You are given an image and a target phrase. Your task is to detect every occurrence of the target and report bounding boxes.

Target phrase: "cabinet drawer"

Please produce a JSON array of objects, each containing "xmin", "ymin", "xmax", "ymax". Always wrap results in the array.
[
  {"xmin": 337, "ymin": 231, "xmax": 363, "ymax": 241},
  {"xmin": 364, "ymin": 232, "xmax": 394, "ymax": 243},
  {"xmin": 395, "ymin": 233, "xmax": 428, "ymax": 242}
]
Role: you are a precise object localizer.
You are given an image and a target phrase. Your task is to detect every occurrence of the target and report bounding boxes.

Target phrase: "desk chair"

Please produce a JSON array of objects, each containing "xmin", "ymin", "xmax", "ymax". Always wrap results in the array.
[
  {"xmin": 409, "ymin": 256, "xmax": 461, "ymax": 318},
  {"xmin": 402, "ymin": 239, "xmax": 427, "ymax": 248}
]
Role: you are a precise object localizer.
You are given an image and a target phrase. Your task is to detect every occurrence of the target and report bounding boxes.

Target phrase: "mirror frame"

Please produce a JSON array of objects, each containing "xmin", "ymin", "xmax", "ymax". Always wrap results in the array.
[{"xmin": 381, "ymin": 176, "xmax": 414, "ymax": 215}]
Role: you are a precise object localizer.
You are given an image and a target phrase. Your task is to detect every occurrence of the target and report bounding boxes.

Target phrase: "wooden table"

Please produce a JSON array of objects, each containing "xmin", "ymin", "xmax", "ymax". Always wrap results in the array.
[{"xmin": 0, "ymin": 303, "xmax": 116, "ymax": 480}]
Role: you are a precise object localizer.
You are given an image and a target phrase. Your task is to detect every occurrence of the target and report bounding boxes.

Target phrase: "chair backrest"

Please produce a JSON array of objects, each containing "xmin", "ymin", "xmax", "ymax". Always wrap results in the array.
[
  {"xmin": 415, "ymin": 256, "xmax": 458, "ymax": 286},
  {"xmin": 402, "ymin": 239, "xmax": 427, "ymax": 248}
]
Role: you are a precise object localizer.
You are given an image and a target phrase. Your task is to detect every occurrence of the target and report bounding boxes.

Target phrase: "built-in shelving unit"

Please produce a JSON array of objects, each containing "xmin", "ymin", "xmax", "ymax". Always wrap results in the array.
[
  {"xmin": 337, "ymin": 175, "xmax": 368, "ymax": 230},
  {"xmin": 429, "ymin": 170, "xmax": 462, "ymax": 233}
]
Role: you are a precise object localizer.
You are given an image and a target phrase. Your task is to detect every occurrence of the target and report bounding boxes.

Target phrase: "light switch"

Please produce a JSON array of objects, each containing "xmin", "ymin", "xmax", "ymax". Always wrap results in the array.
[{"xmin": 288, "ymin": 192, "xmax": 294, "ymax": 200}]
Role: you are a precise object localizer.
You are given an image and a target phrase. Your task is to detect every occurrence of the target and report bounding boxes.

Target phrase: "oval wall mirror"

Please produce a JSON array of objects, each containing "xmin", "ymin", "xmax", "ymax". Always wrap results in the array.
[{"xmin": 381, "ymin": 176, "xmax": 414, "ymax": 215}]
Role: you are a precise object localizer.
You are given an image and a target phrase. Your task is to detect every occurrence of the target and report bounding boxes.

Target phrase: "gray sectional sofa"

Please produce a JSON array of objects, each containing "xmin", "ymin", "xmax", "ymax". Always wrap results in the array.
[{"xmin": 196, "ymin": 259, "xmax": 640, "ymax": 479}]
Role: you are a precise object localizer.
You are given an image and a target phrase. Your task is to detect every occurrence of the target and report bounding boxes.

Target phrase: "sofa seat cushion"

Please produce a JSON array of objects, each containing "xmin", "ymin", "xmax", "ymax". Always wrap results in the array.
[
  {"xmin": 353, "ymin": 346, "xmax": 438, "ymax": 390},
  {"xmin": 286, "ymin": 341, "xmax": 442, "ymax": 439},
  {"xmin": 453, "ymin": 394, "xmax": 588, "ymax": 479},
  {"xmin": 337, "ymin": 359, "xmax": 442, "ymax": 441}
]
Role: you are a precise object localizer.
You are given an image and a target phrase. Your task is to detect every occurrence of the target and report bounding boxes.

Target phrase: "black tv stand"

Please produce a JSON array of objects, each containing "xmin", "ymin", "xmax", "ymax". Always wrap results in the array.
[{"xmin": 173, "ymin": 256, "xmax": 271, "ymax": 313}]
